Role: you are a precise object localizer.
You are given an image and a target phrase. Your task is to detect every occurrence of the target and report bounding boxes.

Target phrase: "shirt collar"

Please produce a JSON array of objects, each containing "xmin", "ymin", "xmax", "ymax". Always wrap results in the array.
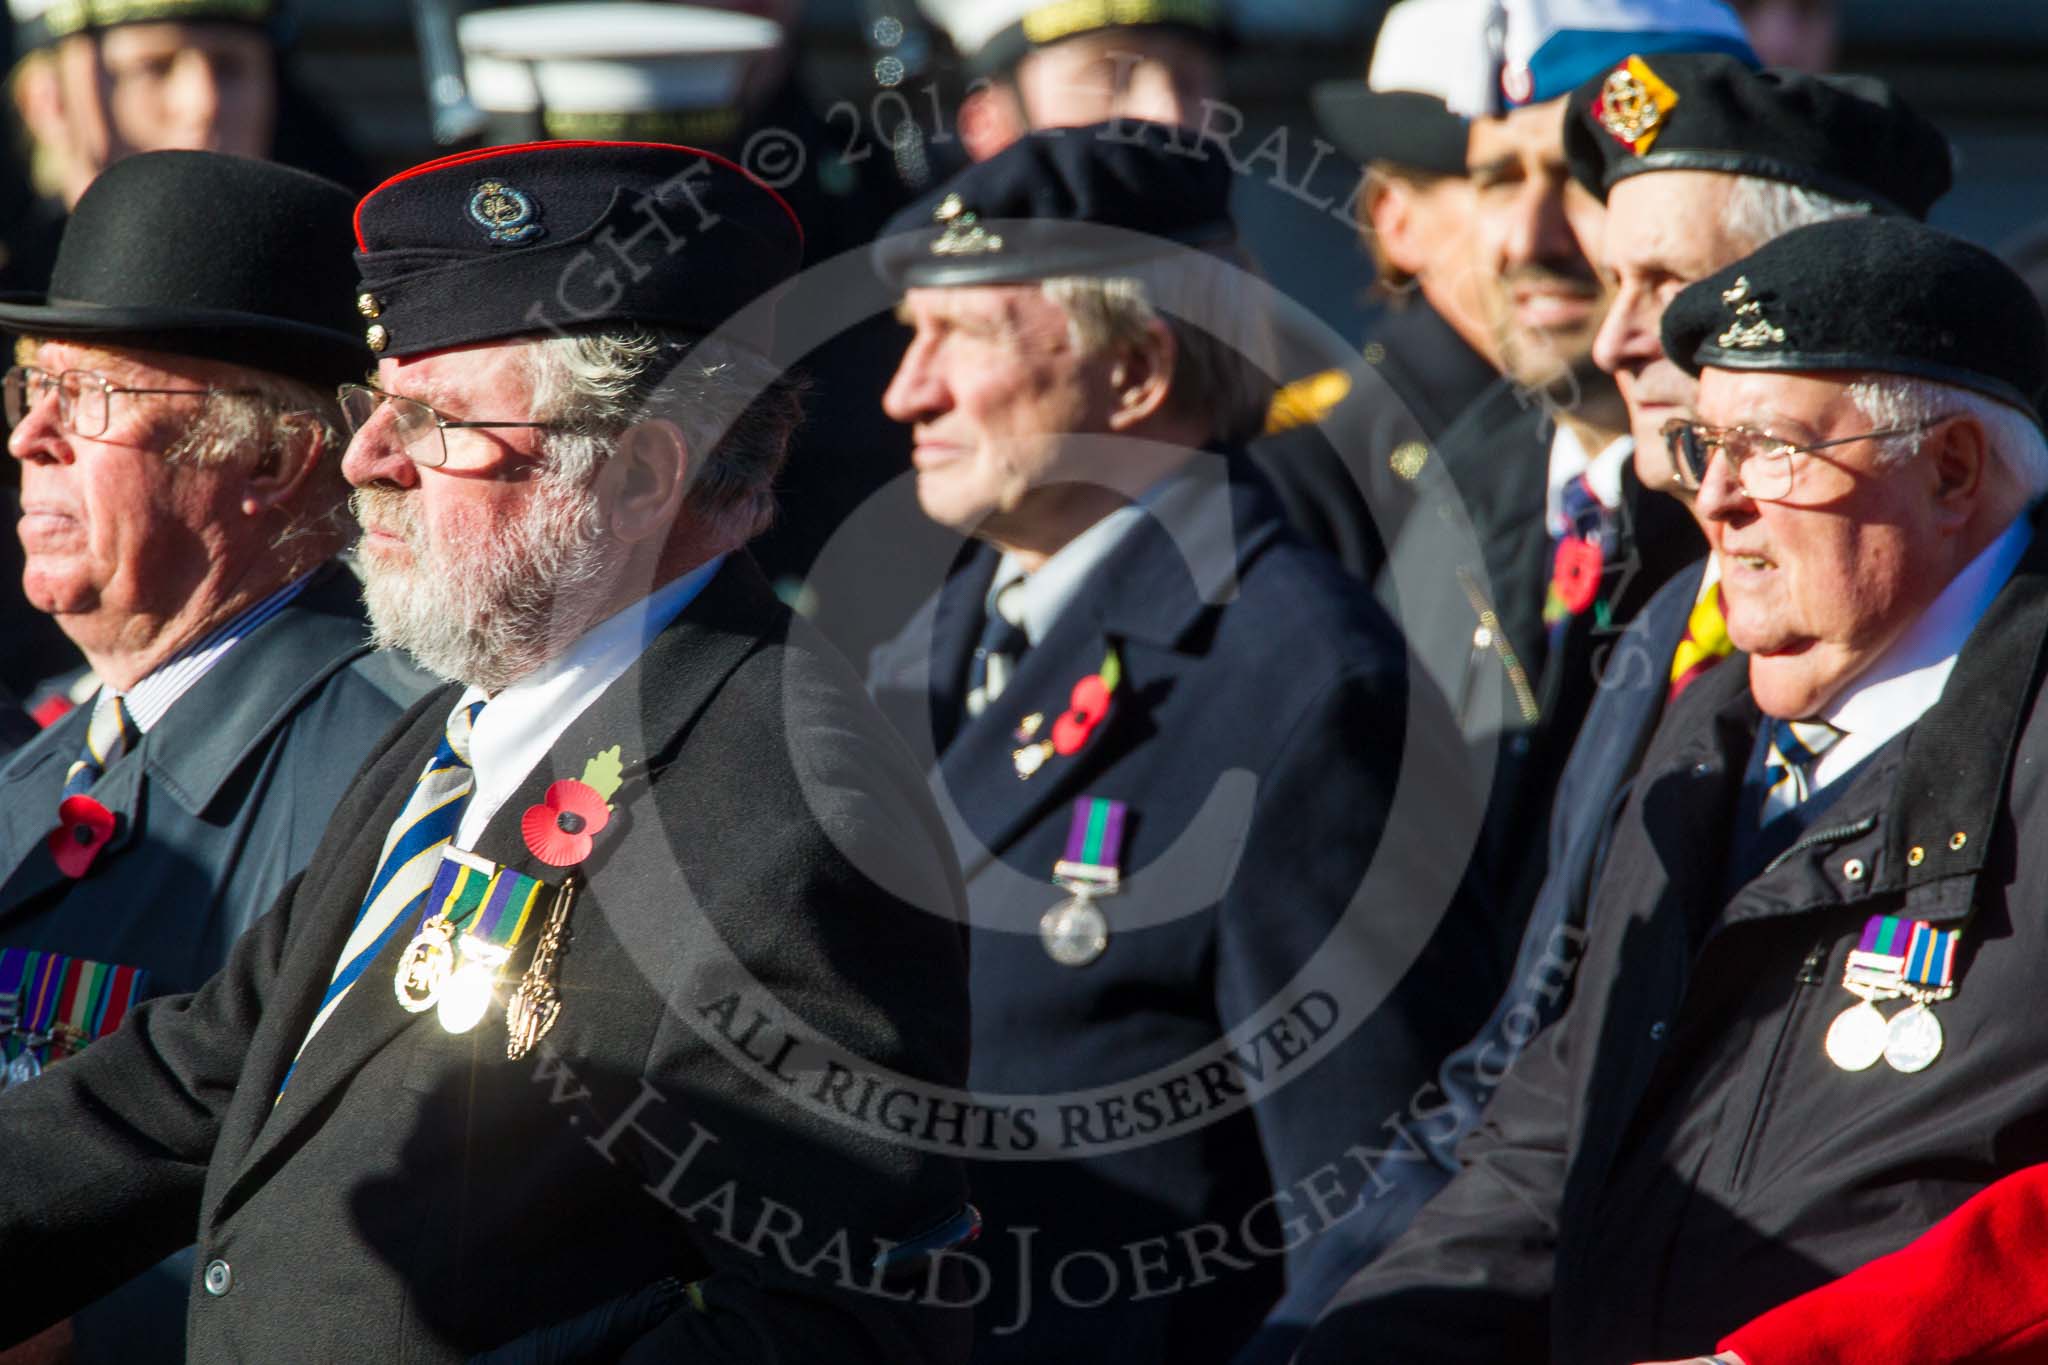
[
  {"xmin": 1814, "ymin": 515, "xmax": 2034, "ymax": 786},
  {"xmin": 455, "ymin": 554, "xmax": 724, "ymax": 848},
  {"xmin": 111, "ymin": 572, "xmax": 315, "ymax": 733},
  {"xmin": 984, "ymin": 474, "xmax": 1186, "ymax": 646},
  {"xmin": 1545, "ymin": 426, "xmax": 1635, "ymax": 535}
]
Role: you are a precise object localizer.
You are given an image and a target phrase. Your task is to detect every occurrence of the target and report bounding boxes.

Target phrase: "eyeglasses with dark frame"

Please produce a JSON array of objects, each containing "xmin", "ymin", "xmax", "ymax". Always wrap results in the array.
[
  {"xmin": 2, "ymin": 365, "xmax": 260, "ymax": 439},
  {"xmin": 336, "ymin": 382, "xmax": 565, "ymax": 470},
  {"xmin": 1660, "ymin": 415, "xmax": 1949, "ymax": 502}
]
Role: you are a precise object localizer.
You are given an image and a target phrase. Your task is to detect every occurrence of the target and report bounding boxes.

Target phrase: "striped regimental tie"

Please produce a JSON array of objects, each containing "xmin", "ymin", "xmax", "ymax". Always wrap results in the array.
[
  {"xmin": 1762, "ymin": 715, "xmax": 1847, "ymax": 824},
  {"xmin": 62, "ymin": 693, "xmax": 138, "ymax": 797},
  {"xmin": 282, "ymin": 699, "xmax": 487, "ymax": 1088}
]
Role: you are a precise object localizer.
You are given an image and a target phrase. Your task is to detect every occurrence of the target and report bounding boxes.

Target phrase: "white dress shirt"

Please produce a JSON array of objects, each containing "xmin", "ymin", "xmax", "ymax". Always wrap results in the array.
[
  {"xmin": 1545, "ymin": 426, "xmax": 1635, "ymax": 536},
  {"xmin": 984, "ymin": 502, "xmax": 1149, "ymax": 649},
  {"xmin": 1812, "ymin": 515, "xmax": 2034, "ymax": 793},
  {"xmin": 453, "ymin": 556, "xmax": 723, "ymax": 848}
]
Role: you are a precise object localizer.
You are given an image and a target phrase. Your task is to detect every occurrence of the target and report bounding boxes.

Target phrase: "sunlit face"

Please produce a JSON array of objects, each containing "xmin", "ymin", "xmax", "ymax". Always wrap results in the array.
[
  {"xmin": 1693, "ymin": 367, "xmax": 1950, "ymax": 718},
  {"xmin": 1592, "ymin": 171, "xmax": 1754, "ymax": 496},
  {"xmin": 54, "ymin": 21, "xmax": 275, "ymax": 182},
  {"xmin": 1467, "ymin": 96, "xmax": 1613, "ymax": 391},
  {"xmin": 342, "ymin": 341, "xmax": 613, "ymax": 691},
  {"xmin": 7, "ymin": 340, "xmax": 248, "ymax": 643},
  {"xmin": 1011, "ymin": 28, "xmax": 1220, "ymax": 131},
  {"xmin": 882, "ymin": 285, "xmax": 1120, "ymax": 540}
]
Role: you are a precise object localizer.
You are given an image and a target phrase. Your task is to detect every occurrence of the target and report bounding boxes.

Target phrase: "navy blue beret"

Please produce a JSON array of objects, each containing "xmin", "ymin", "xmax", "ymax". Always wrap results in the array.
[
  {"xmin": 352, "ymin": 140, "xmax": 804, "ymax": 360},
  {"xmin": 872, "ymin": 121, "xmax": 1236, "ymax": 290},
  {"xmin": 1565, "ymin": 52, "xmax": 1952, "ymax": 219},
  {"xmin": 1662, "ymin": 216, "xmax": 2047, "ymax": 422}
]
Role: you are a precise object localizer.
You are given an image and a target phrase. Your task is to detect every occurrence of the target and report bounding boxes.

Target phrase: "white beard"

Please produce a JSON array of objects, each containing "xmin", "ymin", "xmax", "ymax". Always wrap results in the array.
[{"xmin": 351, "ymin": 476, "xmax": 615, "ymax": 693}]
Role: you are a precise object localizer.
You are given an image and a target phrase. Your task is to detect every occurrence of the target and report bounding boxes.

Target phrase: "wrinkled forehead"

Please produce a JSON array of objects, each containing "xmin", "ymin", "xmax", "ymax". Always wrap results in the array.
[
  {"xmin": 898, "ymin": 283, "xmax": 1067, "ymax": 333},
  {"xmin": 1695, "ymin": 364, "xmax": 1861, "ymax": 432},
  {"xmin": 375, "ymin": 337, "xmax": 536, "ymax": 408},
  {"xmin": 18, "ymin": 335, "xmax": 233, "ymax": 385}
]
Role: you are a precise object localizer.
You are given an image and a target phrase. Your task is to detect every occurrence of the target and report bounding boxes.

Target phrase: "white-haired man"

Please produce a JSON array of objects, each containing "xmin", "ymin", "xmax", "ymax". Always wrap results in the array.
[
  {"xmin": 0, "ymin": 148, "xmax": 430, "ymax": 1363},
  {"xmin": 1413, "ymin": 51, "xmax": 1956, "ymax": 1190},
  {"xmin": 0, "ymin": 141, "xmax": 979, "ymax": 1362},
  {"xmin": 1303, "ymin": 215, "xmax": 2048, "ymax": 1365}
]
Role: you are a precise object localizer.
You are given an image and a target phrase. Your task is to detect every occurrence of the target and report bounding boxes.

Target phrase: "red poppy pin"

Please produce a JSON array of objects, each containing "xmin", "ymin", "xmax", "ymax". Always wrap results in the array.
[
  {"xmin": 48, "ymin": 795, "xmax": 115, "ymax": 878},
  {"xmin": 1014, "ymin": 649, "xmax": 1121, "ymax": 780},
  {"xmin": 520, "ymin": 746, "xmax": 625, "ymax": 867},
  {"xmin": 1550, "ymin": 536, "xmax": 1603, "ymax": 617}
]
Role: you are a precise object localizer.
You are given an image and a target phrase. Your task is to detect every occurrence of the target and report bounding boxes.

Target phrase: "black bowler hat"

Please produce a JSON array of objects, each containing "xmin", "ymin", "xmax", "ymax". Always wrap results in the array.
[
  {"xmin": 1565, "ymin": 52, "xmax": 1952, "ymax": 219},
  {"xmin": 0, "ymin": 149, "xmax": 365, "ymax": 388},
  {"xmin": 351, "ymin": 140, "xmax": 804, "ymax": 360},
  {"xmin": 872, "ymin": 121, "xmax": 1235, "ymax": 290},
  {"xmin": 1661, "ymin": 217, "xmax": 2048, "ymax": 422}
]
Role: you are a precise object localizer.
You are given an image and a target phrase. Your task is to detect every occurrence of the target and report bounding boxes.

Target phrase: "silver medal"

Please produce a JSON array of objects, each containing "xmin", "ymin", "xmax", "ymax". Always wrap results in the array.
[
  {"xmin": 1040, "ymin": 896, "xmax": 1109, "ymax": 967},
  {"xmin": 1883, "ymin": 1002, "xmax": 1944, "ymax": 1073},
  {"xmin": 5, "ymin": 1050, "xmax": 40, "ymax": 1087},
  {"xmin": 1824, "ymin": 999, "xmax": 1888, "ymax": 1071}
]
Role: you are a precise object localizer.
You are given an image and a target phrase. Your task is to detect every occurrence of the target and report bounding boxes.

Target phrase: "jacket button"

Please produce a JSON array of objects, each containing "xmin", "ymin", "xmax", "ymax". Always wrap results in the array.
[
  {"xmin": 203, "ymin": 1259, "xmax": 232, "ymax": 1297},
  {"xmin": 1843, "ymin": 858, "xmax": 1866, "ymax": 882},
  {"xmin": 1648, "ymin": 1020, "xmax": 1668, "ymax": 1041}
]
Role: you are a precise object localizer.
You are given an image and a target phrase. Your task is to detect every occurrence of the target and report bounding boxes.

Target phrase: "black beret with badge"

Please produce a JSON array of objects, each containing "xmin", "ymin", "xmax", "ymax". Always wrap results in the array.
[
  {"xmin": 872, "ymin": 120, "xmax": 1235, "ymax": 291},
  {"xmin": 0, "ymin": 149, "xmax": 364, "ymax": 387},
  {"xmin": 1565, "ymin": 51, "xmax": 1953, "ymax": 219},
  {"xmin": 351, "ymin": 140, "xmax": 805, "ymax": 360},
  {"xmin": 1661, "ymin": 216, "xmax": 2048, "ymax": 423}
]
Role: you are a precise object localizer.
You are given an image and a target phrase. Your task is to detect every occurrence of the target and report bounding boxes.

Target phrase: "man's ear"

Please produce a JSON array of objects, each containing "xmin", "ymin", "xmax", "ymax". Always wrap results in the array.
[
  {"xmin": 1927, "ymin": 412, "xmax": 1990, "ymax": 530},
  {"xmin": 604, "ymin": 418, "xmax": 690, "ymax": 545},
  {"xmin": 239, "ymin": 412, "xmax": 328, "ymax": 517},
  {"xmin": 1364, "ymin": 175, "xmax": 1428, "ymax": 279},
  {"xmin": 1105, "ymin": 319, "xmax": 1177, "ymax": 433},
  {"xmin": 12, "ymin": 53, "xmax": 67, "ymax": 164},
  {"xmin": 959, "ymin": 80, "xmax": 1026, "ymax": 162}
]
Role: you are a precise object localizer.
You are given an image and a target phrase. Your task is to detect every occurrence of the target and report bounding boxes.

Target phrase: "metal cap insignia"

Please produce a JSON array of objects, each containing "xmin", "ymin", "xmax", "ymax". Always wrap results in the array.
[
  {"xmin": 931, "ymin": 194, "xmax": 1004, "ymax": 257},
  {"xmin": 1595, "ymin": 58, "xmax": 1679, "ymax": 155},
  {"xmin": 1715, "ymin": 276, "xmax": 1787, "ymax": 349}
]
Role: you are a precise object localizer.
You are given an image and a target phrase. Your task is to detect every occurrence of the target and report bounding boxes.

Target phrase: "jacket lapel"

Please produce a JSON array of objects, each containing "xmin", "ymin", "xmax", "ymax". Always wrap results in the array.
[
  {"xmin": 226, "ymin": 556, "xmax": 781, "ymax": 1185},
  {"xmin": 931, "ymin": 456, "xmax": 1281, "ymax": 878},
  {"xmin": 0, "ymin": 710, "xmax": 90, "ymax": 917}
]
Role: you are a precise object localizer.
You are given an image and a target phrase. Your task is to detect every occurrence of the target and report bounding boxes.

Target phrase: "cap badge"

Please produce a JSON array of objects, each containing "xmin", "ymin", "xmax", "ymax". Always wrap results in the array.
[
  {"xmin": 469, "ymin": 179, "xmax": 545, "ymax": 246},
  {"xmin": 1716, "ymin": 276, "xmax": 1787, "ymax": 350},
  {"xmin": 1594, "ymin": 57, "xmax": 1679, "ymax": 155},
  {"xmin": 931, "ymin": 194, "xmax": 1004, "ymax": 258}
]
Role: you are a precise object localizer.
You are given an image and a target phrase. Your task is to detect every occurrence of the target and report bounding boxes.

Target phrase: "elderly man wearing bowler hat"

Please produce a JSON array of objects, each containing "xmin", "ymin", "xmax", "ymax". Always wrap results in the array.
[
  {"xmin": 1302, "ymin": 216, "xmax": 2048, "ymax": 1365},
  {"xmin": 0, "ymin": 140, "xmax": 979, "ymax": 1361},
  {"xmin": 0, "ymin": 149, "xmax": 430, "ymax": 1362}
]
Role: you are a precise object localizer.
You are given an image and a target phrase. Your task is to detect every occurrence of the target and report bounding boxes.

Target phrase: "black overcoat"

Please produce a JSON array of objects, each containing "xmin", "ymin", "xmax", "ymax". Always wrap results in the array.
[
  {"xmin": 0, "ymin": 556, "xmax": 978, "ymax": 1363},
  {"xmin": 1305, "ymin": 512, "xmax": 2048, "ymax": 1363}
]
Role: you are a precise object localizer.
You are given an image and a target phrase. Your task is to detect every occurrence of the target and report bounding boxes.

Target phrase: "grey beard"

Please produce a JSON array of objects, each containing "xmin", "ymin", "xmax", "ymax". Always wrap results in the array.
[{"xmin": 352, "ymin": 481, "xmax": 615, "ymax": 693}]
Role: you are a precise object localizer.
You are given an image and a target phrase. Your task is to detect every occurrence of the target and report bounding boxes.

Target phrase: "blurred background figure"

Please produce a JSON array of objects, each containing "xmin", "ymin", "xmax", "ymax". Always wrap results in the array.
[
  {"xmin": 919, "ymin": 0, "xmax": 1224, "ymax": 156},
  {"xmin": 1252, "ymin": 0, "xmax": 1502, "ymax": 578},
  {"xmin": 1729, "ymin": 0, "xmax": 1841, "ymax": 70}
]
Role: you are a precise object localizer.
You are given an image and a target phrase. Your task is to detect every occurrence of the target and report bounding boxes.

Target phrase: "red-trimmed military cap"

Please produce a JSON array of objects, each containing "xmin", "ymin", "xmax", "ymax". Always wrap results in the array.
[{"xmin": 351, "ymin": 140, "xmax": 804, "ymax": 360}]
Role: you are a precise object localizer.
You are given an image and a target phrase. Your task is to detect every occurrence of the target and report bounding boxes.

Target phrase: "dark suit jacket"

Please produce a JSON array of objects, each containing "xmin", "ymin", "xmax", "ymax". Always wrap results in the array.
[
  {"xmin": 0, "ymin": 562, "xmax": 431, "ymax": 997},
  {"xmin": 0, "ymin": 556, "xmax": 977, "ymax": 1363},
  {"xmin": 869, "ymin": 456, "xmax": 1498, "ymax": 1365}
]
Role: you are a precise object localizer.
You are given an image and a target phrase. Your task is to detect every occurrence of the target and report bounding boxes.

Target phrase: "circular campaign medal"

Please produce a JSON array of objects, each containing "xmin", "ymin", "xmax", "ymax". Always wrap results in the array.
[
  {"xmin": 394, "ymin": 916, "xmax": 456, "ymax": 1013},
  {"xmin": 1883, "ymin": 1001, "xmax": 1944, "ymax": 1074},
  {"xmin": 1824, "ymin": 998, "xmax": 1889, "ymax": 1072},
  {"xmin": 1040, "ymin": 895, "xmax": 1109, "ymax": 968},
  {"xmin": 6, "ymin": 1044, "xmax": 42, "ymax": 1087}
]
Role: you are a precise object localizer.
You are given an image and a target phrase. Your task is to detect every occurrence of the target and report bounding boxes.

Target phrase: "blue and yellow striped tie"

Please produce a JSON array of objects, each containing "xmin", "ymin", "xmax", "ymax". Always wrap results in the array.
[
  {"xmin": 62, "ymin": 693, "xmax": 137, "ymax": 798},
  {"xmin": 288, "ymin": 699, "xmax": 487, "ymax": 1075},
  {"xmin": 1762, "ymin": 716, "xmax": 1846, "ymax": 824}
]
